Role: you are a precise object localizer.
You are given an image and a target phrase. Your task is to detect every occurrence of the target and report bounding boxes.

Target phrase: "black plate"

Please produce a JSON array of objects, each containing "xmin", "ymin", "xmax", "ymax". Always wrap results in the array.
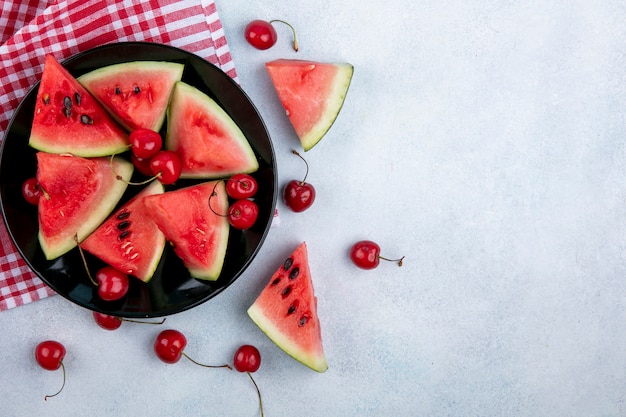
[{"xmin": 0, "ymin": 42, "xmax": 276, "ymax": 318}]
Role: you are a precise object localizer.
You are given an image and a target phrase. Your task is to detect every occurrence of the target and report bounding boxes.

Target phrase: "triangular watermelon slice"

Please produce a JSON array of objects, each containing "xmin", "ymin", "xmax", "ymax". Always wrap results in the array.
[
  {"xmin": 165, "ymin": 81, "xmax": 259, "ymax": 179},
  {"xmin": 143, "ymin": 181, "xmax": 230, "ymax": 280},
  {"xmin": 36, "ymin": 152, "xmax": 133, "ymax": 260},
  {"xmin": 265, "ymin": 59, "xmax": 353, "ymax": 151},
  {"xmin": 247, "ymin": 242, "xmax": 328, "ymax": 372},
  {"xmin": 80, "ymin": 180, "xmax": 166, "ymax": 282},
  {"xmin": 29, "ymin": 55, "xmax": 129, "ymax": 157},
  {"xmin": 78, "ymin": 61, "xmax": 184, "ymax": 132}
]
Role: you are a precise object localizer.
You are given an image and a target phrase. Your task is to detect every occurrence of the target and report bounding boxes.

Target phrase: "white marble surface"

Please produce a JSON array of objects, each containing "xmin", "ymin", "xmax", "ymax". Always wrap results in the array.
[{"xmin": 1, "ymin": 1, "xmax": 626, "ymax": 415}]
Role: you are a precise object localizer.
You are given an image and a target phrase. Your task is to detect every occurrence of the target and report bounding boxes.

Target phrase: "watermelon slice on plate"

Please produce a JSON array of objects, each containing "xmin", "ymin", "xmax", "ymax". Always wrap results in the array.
[
  {"xmin": 143, "ymin": 181, "xmax": 230, "ymax": 281},
  {"xmin": 78, "ymin": 61, "xmax": 184, "ymax": 132},
  {"xmin": 80, "ymin": 180, "xmax": 166, "ymax": 282},
  {"xmin": 265, "ymin": 59, "xmax": 353, "ymax": 151},
  {"xmin": 166, "ymin": 81, "xmax": 259, "ymax": 179},
  {"xmin": 35, "ymin": 152, "xmax": 133, "ymax": 260},
  {"xmin": 248, "ymin": 242, "xmax": 328, "ymax": 372},
  {"xmin": 29, "ymin": 55, "xmax": 129, "ymax": 157}
]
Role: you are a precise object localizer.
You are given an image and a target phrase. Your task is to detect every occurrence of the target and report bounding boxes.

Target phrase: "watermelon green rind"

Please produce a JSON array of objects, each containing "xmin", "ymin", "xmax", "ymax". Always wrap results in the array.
[
  {"xmin": 78, "ymin": 61, "xmax": 184, "ymax": 132},
  {"xmin": 80, "ymin": 180, "xmax": 166, "ymax": 282},
  {"xmin": 166, "ymin": 81, "xmax": 259, "ymax": 179},
  {"xmin": 247, "ymin": 242, "xmax": 328, "ymax": 373},
  {"xmin": 265, "ymin": 59, "xmax": 354, "ymax": 151},
  {"xmin": 143, "ymin": 181, "xmax": 230, "ymax": 280},
  {"xmin": 29, "ymin": 55, "xmax": 129, "ymax": 157},
  {"xmin": 36, "ymin": 153, "xmax": 133, "ymax": 260}
]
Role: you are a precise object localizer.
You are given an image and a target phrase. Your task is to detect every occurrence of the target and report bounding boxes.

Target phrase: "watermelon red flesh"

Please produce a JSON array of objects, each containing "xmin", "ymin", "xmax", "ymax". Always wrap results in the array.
[
  {"xmin": 247, "ymin": 242, "xmax": 328, "ymax": 372},
  {"xmin": 29, "ymin": 55, "xmax": 129, "ymax": 157},
  {"xmin": 143, "ymin": 181, "xmax": 229, "ymax": 281},
  {"xmin": 265, "ymin": 59, "xmax": 353, "ymax": 151},
  {"xmin": 166, "ymin": 81, "xmax": 259, "ymax": 179},
  {"xmin": 36, "ymin": 153, "xmax": 133, "ymax": 260},
  {"xmin": 80, "ymin": 180, "xmax": 166, "ymax": 282},
  {"xmin": 78, "ymin": 61, "xmax": 184, "ymax": 132}
]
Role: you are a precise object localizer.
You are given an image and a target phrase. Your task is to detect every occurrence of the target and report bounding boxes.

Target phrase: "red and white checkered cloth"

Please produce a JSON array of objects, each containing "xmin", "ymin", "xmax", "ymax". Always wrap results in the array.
[{"xmin": 0, "ymin": 0, "xmax": 237, "ymax": 311}]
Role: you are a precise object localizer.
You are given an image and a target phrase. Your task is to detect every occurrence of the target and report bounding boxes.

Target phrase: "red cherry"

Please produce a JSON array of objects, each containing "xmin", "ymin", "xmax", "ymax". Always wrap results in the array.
[
  {"xmin": 154, "ymin": 329, "xmax": 231, "ymax": 369},
  {"xmin": 96, "ymin": 266, "xmax": 129, "ymax": 301},
  {"xmin": 233, "ymin": 344, "xmax": 264, "ymax": 416},
  {"xmin": 233, "ymin": 344, "xmax": 261, "ymax": 373},
  {"xmin": 93, "ymin": 312, "xmax": 122, "ymax": 330},
  {"xmin": 226, "ymin": 173, "xmax": 258, "ymax": 199},
  {"xmin": 35, "ymin": 340, "xmax": 66, "ymax": 400},
  {"xmin": 245, "ymin": 19, "xmax": 298, "ymax": 51},
  {"xmin": 129, "ymin": 128, "xmax": 162, "ymax": 159},
  {"xmin": 22, "ymin": 177, "xmax": 42, "ymax": 205},
  {"xmin": 283, "ymin": 150, "xmax": 315, "ymax": 212},
  {"xmin": 228, "ymin": 199, "xmax": 259, "ymax": 230},
  {"xmin": 131, "ymin": 154, "xmax": 154, "ymax": 176},
  {"xmin": 349, "ymin": 240, "xmax": 404, "ymax": 269},
  {"xmin": 150, "ymin": 150, "xmax": 182, "ymax": 185},
  {"xmin": 93, "ymin": 311, "xmax": 166, "ymax": 331}
]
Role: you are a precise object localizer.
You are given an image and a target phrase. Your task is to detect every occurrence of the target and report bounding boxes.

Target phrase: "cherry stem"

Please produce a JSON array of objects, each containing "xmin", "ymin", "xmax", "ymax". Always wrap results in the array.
[
  {"xmin": 120, "ymin": 317, "xmax": 167, "ymax": 325},
  {"xmin": 74, "ymin": 234, "xmax": 98, "ymax": 286},
  {"xmin": 38, "ymin": 184, "xmax": 51, "ymax": 201},
  {"xmin": 181, "ymin": 352, "xmax": 232, "ymax": 370},
  {"xmin": 247, "ymin": 371, "xmax": 264, "ymax": 417},
  {"xmin": 44, "ymin": 361, "xmax": 65, "ymax": 401},
  {"xmin": 207, "ymin": 182, "xmax": 228, "ymax": 218},
  {"xmin": 379, "ymin": 255, "xmax": 405, "ymax": 267},
  {"xmin": 269, "ymin": 19, "xmax": 299, "ymax": 51},
  {"xmin": 292, "ymin": 150, "xmax": 309, "ymax": 185},
  {"xmin": 109, "ymin": 151, "xmax": 161, "ymax": 185}
]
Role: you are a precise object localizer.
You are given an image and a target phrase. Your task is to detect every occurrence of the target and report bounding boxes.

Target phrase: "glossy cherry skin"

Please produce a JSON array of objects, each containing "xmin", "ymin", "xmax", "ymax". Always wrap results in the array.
[
  {"xmin": 93, "ymin": 312, "xmax": 122, "ymax": 330},
  {"xmin": 233, "ymin": 345, "xmax": 261, "ymax": 373},
  {"xmin": 129, "ymin": 128, "xmax": 162, "ymax": 159},
  {"xmin": 131, "ymin": 154, "xmax": 154, "ymax": 176},
  {"xmin": 96, "ymin": 266, "xmax": 130, "ymax": 301},
  {"xmin": 35, "ymin": 340, "xmax": 66, "ymax": 371},
  {"xmin": 154, "ymin": 329, "xmax": 187, "ymax": 364},
  {"xmin": 350, "ymin": 240, "xmax": 381, "ymax": 269},
  {"xmin": 228, "ymin": 199, "xmax": 259, "ymax": 230},
  {"xmin": 22, "ymin": 177, "xmax": 42, "ymax": 205},
  {"xmin": 150, "ymin": 150, "xmax": 182, "ymax": 185},
  {"xmin": 244, "ymin": 20, "xmax": 277, "ymax": 50},
  {"xmin": 226, "ymin": 174, "xmax": 258, "ymax": 199},
  {"xmin": 283, "ymin": 180, "xmax": 316, "ymax": 212}
]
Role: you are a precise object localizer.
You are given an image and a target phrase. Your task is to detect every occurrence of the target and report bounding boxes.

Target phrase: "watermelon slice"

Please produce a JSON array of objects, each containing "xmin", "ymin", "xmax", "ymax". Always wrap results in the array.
[
  {"xmin": 265, "ymin": 59, "xmax": 353, "ymax": 151},
  {"xmin": 78, "ymin": 61, "xmax": 184, "ymax": 132},
  {"xmin": 36, "ymin": 152, "xmax": 133, "ymax": 260},
  {"xmin": 247, "ymin": 242, "xmax": 328, "ymax": 372},
  {"xmin": 143, "ymin": 181, "xmax": 229, "ymax": 280},
  {"xmin": 29, "ymin": 55, "xmax": 129, "ymax": 157},
  {"xmin": 166, "ymin": 81, "xmax": 259, "ymax": 179},
  {"xmin": 80, "ymin": 180, "xmax": 166, "ymax": 282}
]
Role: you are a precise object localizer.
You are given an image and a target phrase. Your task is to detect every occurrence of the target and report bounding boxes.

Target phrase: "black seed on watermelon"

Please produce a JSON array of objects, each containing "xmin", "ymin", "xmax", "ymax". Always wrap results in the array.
[
  {"xmin": 117, "ymin": 210, "xmax": 130, "ymax": 220},
  {"xmin": 115, "ymin": 86, "xmax": 121, "ymax": 95},
  {"xmin": 287, "ymin": 300, "xmax": 299, "ymax": 315},
  {"xmin": 74, "ymin": 92, "xmax": 81, "ymax": 106},
  {"xmin": 283, "ymin": 257, "xmax": 293, "ymax": 270},
  {"xmin": 117, "ymin": 220, "xmax": 131, "ymax": 230},
  {"xmin": 298, "ymin": 313, "xmax": 311, "ymax": 327},
  {"xmin": 281, "ymin": 286, "xmax": 292, "ymax": 298},
  {"xmin": 271, "ymin": 277, "xmax": 281, "ymax": 286},
  {"xmin": 63, "ymin": 96, "xmax": 72, "ymax": 110},
  {"xmin": 134, "ymin": 85, "xmax": 140, "ymax": 94},
  {"xmin": 289, "ymin": 267, "xmax": 299, "ymax": 279},
  {"xmin": 118, "ymin": 230, "xmax": 131, "ymax": 240},
  {"xmin": 80, "ymin": 114, "xmax": 93, "ymax": 125}
]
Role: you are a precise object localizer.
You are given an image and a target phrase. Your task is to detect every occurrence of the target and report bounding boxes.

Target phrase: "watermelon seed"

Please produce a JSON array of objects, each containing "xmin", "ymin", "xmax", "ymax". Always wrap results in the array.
[
  {"xmin": 42, "ymin": 93, "xmax": 50, "ymax": 105},
  {"xmin": 134, "ymin": 85, "xmax": 141, "ymax": 94},
  {"xmin": 119, "ymin": 230, "xmax": 131, "ymax": 240},
  {"xmin": 80, "ymin": 114, "xmax": 93, "ymax": 125},
  {"xmin": 63, "ymin": 108, "xmax": 72, "ymax": 118},
  {"xmin": 270, "ymin": 277, "xmax": 281, "ymax": 286},
  {"xmin": 115, "ymin": 86, "xmax": 121, "ymax": 95},
  {"xmin": 298, "ymin": 314, "xmax": 311, "ymax": 327},
  {"xmin": 74, "ymin": 92, "xmax": 81, "ymax": 106},
  {"xmin": 63, "ymin": 96, "xmax": 72, "ymax": 109},
  {"xmin": 287, "ymin": 300, "xmax": 299, "ymax": 315},
  {"xmin": 283, "ymin": 257, "xmax": 293, "ymax": 270},
  {"xmin": 117, "ymin": 220, "xmax": 131, "ymax": 231},
  {"xmin": 117, "ymin": 210, "xmax": 130, "ymax": 220},
  {"xmin": 281, "ymin": 285, "xmax": 292, "ymax": 298},
  {"xmin": 289, "ymin": 267, "xmax": 299, "ymax": 280}
]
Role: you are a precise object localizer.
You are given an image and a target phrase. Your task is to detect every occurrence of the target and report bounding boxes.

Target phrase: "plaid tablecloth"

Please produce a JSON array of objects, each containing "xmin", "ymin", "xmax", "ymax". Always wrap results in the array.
[{"xmin": 0, "ymin": 0, "xmax": 237, "ymax": 311}]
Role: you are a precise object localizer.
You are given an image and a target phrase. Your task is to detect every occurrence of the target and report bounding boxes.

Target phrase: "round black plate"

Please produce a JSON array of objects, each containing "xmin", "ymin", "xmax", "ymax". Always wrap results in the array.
[{"xmin": 0, "ymin": 42, "xmax": 276, "ymax": 318}]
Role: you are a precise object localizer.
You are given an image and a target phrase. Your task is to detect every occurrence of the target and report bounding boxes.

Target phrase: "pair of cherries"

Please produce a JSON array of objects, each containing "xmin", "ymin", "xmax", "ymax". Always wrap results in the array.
[
  {"xmin": 223, "ymin": 174, "xmax": 259, "ymax": 230},
  {"xmin": 129, "ymin": 128, "xmax": 181, "ymax": 185}
]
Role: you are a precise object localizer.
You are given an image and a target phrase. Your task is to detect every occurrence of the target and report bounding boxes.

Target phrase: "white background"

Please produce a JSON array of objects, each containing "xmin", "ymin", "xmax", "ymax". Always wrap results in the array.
[{"xmin": 1, "ymin": 1, "xmax": 625, "ymax": 416}]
